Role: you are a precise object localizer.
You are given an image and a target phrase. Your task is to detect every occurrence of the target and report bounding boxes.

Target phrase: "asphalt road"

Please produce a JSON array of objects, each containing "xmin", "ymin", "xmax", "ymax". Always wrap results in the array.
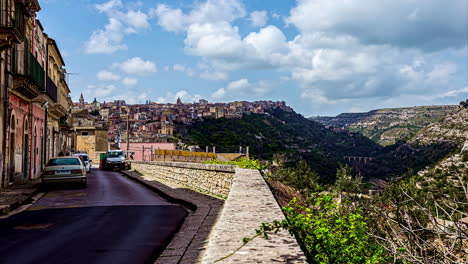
[{"xmin": 0, "ymin": 168, "xmax": 188, "ymax": 264}]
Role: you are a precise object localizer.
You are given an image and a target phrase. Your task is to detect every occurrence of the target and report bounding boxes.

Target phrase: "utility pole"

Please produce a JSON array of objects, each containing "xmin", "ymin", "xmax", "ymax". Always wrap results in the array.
[{"xmin": 126, "ymin": 114, "xmax": 130, "ymax": 155}]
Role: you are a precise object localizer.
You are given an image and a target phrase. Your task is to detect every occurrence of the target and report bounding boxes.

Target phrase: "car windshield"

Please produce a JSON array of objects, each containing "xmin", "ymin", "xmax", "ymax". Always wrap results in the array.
[
  {"xmin": 74, "ymin": 154, "xmax": 88, "ymax": 161},
  {"xmin": 107, "ymin": 152, "xmax": 124, "ymax": 158},
  {"xmin": 48, "ymin": 158, "xmax": 81, "ymax": 166}
]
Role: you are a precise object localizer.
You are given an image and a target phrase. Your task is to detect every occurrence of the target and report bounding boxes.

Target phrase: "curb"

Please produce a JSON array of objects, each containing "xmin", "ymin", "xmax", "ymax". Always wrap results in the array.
[
  {"xmin": 121, "ymin": 170, "xmax": 197, "ymax": 212},
  {"xmin": 120, "ymin": 170, "xmax": 224, "ymax": 264}
]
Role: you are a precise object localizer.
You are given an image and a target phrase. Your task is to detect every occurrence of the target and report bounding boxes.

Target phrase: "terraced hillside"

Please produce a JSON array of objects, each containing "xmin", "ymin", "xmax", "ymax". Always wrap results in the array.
[{"xmin": 311, "ymin": 105, "xmax": 458, "ymax": 145}]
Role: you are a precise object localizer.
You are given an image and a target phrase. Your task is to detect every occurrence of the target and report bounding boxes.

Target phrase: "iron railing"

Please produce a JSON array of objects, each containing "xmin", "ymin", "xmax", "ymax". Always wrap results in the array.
[
  {"xmin": 12, "ymin": 48, "xmax": 45, "ymax": 90},
  {"xmin": 0, "ymin": 7, "xmax": 25, "ymax": 40},
  {"xmin": 46, "ymin": 76, "xmax": 58, "ymax": 102}
]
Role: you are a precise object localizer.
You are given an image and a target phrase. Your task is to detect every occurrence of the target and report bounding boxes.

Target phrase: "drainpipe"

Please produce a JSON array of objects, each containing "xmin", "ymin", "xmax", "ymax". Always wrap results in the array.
[
  {"xmin": 43, "ymin": 104, "xmax": 48, "ymax": 167},
  {"xmin": 1, "ymin": 52, "xmax": 9, "ymax": 189},
  {"xmin": 44, "ymin": 40, "xmax": 49, "ymax": 165},
  {"xmin": 29, "ymin": 100, "xmax": 32, "ymax": 180}
]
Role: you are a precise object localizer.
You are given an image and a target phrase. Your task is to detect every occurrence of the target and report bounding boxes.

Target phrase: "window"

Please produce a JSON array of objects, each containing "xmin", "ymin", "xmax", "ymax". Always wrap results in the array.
[
  {"xmin": 107, "ymin": 152, "xmax": 124, "ymax": 158},
  {"xmin": 47, "ymin": 158, "xmax": 81, "ymax": 166},
  {"xmin": 81, "ymin": 131, "xmax": 89, "ymax": 136}
]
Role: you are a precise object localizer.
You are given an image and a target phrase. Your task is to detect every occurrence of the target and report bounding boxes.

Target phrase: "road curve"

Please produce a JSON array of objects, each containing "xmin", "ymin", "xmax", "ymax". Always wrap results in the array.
[{"xmin": 0, "ymin": 169, "xmax": 187, "ymax": 264}]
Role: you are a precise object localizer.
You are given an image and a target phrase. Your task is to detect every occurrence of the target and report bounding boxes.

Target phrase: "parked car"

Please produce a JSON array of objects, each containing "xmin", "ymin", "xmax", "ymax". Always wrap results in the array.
[
  {"xmin": 73, "ymin": 153, "xmax": 92, "ymax": 173},
  {"xmin": 42, "ymin": 156, "xmax": 87, "ymax": 187}
]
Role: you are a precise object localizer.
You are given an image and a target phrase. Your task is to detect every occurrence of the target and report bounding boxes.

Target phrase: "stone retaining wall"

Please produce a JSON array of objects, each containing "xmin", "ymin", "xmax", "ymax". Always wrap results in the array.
[{"xmin": 130, "ymin": 161, "xmax": 235, "ymax": 198}]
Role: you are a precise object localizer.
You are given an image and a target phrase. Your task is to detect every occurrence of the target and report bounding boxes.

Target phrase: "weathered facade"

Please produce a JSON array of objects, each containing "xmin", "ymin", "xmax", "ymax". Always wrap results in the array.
[
  {"xmin": 46, "ymin": 38, "xmax": 72, "ymax": 160},
  {"xmin": 75, "ymin": 127, "xmax": 108, "ymax": 163},
  {"xmin": 0, "ymin": 0, "xmax": 72, "ymax": 188}
]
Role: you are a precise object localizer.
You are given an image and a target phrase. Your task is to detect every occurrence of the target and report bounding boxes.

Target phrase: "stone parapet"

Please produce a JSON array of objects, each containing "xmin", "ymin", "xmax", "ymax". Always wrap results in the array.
[{"xmin": 202, "ymin": 168, "xmax": 306, "ymax": 263}]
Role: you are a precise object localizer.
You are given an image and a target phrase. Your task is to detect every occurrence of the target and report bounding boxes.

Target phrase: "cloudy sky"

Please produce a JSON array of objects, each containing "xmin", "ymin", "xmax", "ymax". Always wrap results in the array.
[{"xmin": 38, "ymin": 0, "xmax": 467, "ymax": 116}]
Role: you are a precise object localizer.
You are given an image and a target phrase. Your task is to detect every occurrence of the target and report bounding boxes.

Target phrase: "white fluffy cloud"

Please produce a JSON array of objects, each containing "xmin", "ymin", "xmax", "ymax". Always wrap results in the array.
[
  {"xmin": 84, "ymin": 18, "xmax": 127, "ymax": 54},
  {"xmin": 85, "ymin": 83, "xmax": 148, "ymax": 104},
  {"xmin": 84, "ymin": 84, "xmax": 116, "ymax": 98},
  {"xmin": 96, "ymin": 70, "xmax": 121, "ymax": 81},
  {"xmin": 250, "ymin": 11, "xmax": 267, "ymax": 27},
  {"xmin": 112, "ymin": 57, "xmax": 157, "ymax": 76},
  {"xmin": 122, "ymin": 77, "xmax": 138, "ymax": 86},
  {"xmin": 156, "ymin": 90, "xmax": 202, "ymax": 104},
  {"xmin": 287, "ymin": 0, "xmax": 467, "ymax": 51},
  {"xmin": 173, "ymin": 64, "xmax": 186, "ymax": 72},
  {"xmin": 84, "ymin": 0, "xmax": 150, "ymax": 54},
  {"xmin": 151, "ymin": 0, "xmax": 245, "ymax": 33},
  {"xmin": 211, "ymin": 79, "xmax": 271, "ymax": 100},
  {"xmin": 154, "ymin": 0, "xmax": 466, "ymax": 110}
]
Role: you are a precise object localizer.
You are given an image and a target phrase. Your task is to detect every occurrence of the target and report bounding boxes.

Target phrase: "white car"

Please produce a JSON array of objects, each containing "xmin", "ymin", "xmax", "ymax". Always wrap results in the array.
[
  {"xmin": 73, "ymin": 153, "xmax": 92, "ymax": 173},
  {"xmin": 42, "ymin": 156, "xmax": 87, "ymax": 187}
]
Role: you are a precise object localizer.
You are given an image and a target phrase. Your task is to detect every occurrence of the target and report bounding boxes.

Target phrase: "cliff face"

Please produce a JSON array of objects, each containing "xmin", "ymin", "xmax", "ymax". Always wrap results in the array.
[
  {"xmin": 311, "ymin": 105, "xmax": 458, "ymax": 146},
  {"xmin": 363, "ymin": 106, "xmax": 467, "ymax": 179},
  {"xmin": 411, "ymin": 106, "xmax": 468, "ymax": 145}
]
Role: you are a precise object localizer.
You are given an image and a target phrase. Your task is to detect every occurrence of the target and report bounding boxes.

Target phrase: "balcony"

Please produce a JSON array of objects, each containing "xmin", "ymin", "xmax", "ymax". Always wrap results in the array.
[
  {"xmin": 11, "ymin": 48, "xmax": 45, "ymax": 99},
  {"xmin": 46, "ymin": 76, "xmax": 58, "ymax": 102},
  {"xmin": 0, "ymin": 6, "xmax": 25, "ymax": 48},
  {"xmin": 59, "ymin": 116, "xmax": 72, "ymax": 129}
]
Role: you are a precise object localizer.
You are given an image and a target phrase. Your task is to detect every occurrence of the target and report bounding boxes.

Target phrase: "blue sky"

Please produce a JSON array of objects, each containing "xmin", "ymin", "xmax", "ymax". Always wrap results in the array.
[{"xmin": 38, "ymin": 0, "xmax": 467, "ymax": 116}]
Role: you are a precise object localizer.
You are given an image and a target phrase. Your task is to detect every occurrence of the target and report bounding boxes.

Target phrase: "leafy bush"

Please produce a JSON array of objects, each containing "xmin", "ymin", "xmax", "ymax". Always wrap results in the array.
[
  {"xmin": 255, "ymin": 195, "xmax": 386, "ymax": 264},
  {"xmin": 202, "ymin": 158, "xmax": 265, "ymax": 170}
]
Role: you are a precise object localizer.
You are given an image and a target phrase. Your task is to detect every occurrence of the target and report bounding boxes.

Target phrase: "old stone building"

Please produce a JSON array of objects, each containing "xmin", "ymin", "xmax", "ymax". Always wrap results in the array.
[
  {"xmin": 0, "ymin": 0, "xmax": 72, "ymax": 188},
  {"xmin": 72, "ymin": 108, "xmax": 108, "ymax": 162}
]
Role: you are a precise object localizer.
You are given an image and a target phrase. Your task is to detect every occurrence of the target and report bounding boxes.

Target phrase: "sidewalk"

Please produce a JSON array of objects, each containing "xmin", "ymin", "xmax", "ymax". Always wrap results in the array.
[{"xmin": 0, "ymin": 179, "xmax": 41, "ymax": 215}]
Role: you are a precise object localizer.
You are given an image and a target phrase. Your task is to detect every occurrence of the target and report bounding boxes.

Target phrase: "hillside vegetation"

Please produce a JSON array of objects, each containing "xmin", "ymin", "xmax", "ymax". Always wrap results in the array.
[
  {"xmin": 182, "ymin": 109, "xmax": 381, "ymax": 181},
  {"xmin": 311, "ymin": 105, "xmax": 458, "ymax": 146},
  {"xmin": 181, "ymin": 106, "xmax": 466, "ymax": 181}
]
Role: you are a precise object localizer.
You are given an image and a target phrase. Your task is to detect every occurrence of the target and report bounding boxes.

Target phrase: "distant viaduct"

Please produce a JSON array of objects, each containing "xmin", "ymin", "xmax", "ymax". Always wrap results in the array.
[{"xmin": 343, "ymin": 156, "xmax": 375, "ymax": 164}]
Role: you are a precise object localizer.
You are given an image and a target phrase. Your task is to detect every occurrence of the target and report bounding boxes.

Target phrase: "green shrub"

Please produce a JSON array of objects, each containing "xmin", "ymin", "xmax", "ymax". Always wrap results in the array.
[
  {"xmin": 255, "ymin": 195, "xmax": 387, "ymax": 264},
  {"xmin": 202, "ymin": 158, "xmax": 266, "ymax": 170}
]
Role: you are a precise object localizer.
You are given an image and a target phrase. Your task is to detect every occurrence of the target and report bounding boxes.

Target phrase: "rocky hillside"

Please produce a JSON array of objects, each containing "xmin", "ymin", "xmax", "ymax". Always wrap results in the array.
[
  {"xmin": 311, "ymin": 105, "xmax": 458, "ymax": 145},
  {"xmin": 411, "ymin": 106, "xmax": 467, "ymax": 145},
  {"xmin": 364, "ymin": 106, "xmax": 467, "ymax": 179}
]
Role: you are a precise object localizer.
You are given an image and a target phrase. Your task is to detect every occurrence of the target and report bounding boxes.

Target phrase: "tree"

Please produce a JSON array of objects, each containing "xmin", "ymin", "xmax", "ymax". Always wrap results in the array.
[
  {"xmin": 270, "ymin": 160, "xmax": 322, "ymax": 193},
  {"xmin": 460, "ymin": 99, "xmax": 468, "ymax": 108},
  {"xmin": 333, "ymin": 165, "xmax": 363, "ymax": 193}
]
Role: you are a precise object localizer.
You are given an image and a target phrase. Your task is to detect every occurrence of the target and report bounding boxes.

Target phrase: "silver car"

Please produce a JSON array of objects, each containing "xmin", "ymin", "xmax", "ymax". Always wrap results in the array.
[
  {"xmin": 42, "ymin": 156, "xmax": 87, "ymax": 187},
  {"xmin": 73, "ymin": 153, "xmax": 92, "ymax": 173}
]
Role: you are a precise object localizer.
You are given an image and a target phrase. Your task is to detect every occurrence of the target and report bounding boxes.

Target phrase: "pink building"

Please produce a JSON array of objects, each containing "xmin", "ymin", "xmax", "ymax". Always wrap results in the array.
[{"xmin": 119, "ymin": 142, "xmax": 176, "ymax": 161}]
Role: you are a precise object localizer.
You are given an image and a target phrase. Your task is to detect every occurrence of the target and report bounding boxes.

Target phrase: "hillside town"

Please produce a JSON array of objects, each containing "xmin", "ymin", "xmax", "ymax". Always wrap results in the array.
[{"xmin": 72, "ymin": 95, "xmax": 292, "ymax": 157}]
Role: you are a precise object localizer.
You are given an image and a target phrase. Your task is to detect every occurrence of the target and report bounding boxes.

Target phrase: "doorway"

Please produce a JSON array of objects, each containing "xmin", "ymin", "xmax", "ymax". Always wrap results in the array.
[
  {"xmin": 9, "ymin": 115, "xmax": 15, "ymax": 184},
  {"xmin": 23, "ymin": 118, "xmax": 29, "ymax": 180}
]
